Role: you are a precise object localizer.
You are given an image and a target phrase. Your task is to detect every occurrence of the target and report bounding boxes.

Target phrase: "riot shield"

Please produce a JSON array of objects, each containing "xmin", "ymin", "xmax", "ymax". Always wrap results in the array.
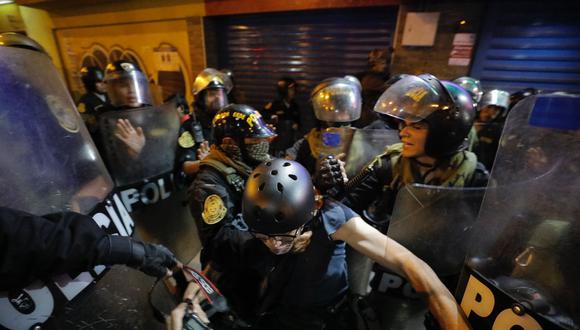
[
  {"xmin": 343, "ymin": 128, "xmax": 400, "ymax": 297},
  {"xmin": 98, "ymin": 103, "xmax": 180, "ymax": 188},
  {"xmin": 344, "ymin": 128, "xmax": 400, "ymax": 178},
  {"xmin": 98, "ymin": 103, "xmax": 200, "ymax": 264},
  {"xmin": 456, "ymin": 94, "xmax": 580, "ymax": 330},
  {"xmin": 387, "ymin": 184, "xmax": 486, "ymax": 276},
  {"xmin": 0, "ymin": 40, "xmax": 162, "ymax": 329}
]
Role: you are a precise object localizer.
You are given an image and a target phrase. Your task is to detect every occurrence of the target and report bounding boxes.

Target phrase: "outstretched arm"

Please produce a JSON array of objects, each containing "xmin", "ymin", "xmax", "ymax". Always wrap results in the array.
[{"xmin": 332, "ymin": 216, "xmax": 471, "ymax": 330}]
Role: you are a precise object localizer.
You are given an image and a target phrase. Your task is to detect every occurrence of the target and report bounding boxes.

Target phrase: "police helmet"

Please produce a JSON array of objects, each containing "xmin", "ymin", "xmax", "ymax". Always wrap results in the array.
[
  {"xmin": 311, "ymin": 75, "xmax": 362, "ymax": 123},
  {"xmin": 104, "ymin": 60, "xmax": 152, "ymax": 108},
  {"xmin": 479, "ymin": 89, "xmax": 510, "ymax": 112},
  {"xmin": 80, "ymin": 66, "xmax": 105, "ymax": 93},
  {"xmin": 192, "ymin": 68, "xmax": 233, "ymax": 96},
  {"xmin": 212, "ymin": 104, "xmax": 276, "ymax": 143},
  {"xmin": 276, "ymin": 77, "xmax": 297, "ymax": 97},
  {"xmin": 453, "ymin": 76, "xmax": 483, "ymax": 104},
  {"xmin": 374, "ymin": 74, "xmax": 475, "ymax": 157},
  {"xmin": 243, "ymin": 159, "xmax": 315, "ymax": 234}
]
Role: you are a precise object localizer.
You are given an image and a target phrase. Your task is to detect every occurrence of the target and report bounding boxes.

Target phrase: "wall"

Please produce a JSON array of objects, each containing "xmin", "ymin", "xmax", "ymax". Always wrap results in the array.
[
  {"xmin": 205, "ymin": 0, "xmax": 399, "ymax": 16},
  {"xmin": 19, "ymin": 6, "xmax": 64, "ymax": 77},
  {"xmin": 390, "ymin": 0, "xmax": 486, "ymax": 79},
  {"xmin": 47, "ymin": 0, "xmax": 205, "ymax": 103}
]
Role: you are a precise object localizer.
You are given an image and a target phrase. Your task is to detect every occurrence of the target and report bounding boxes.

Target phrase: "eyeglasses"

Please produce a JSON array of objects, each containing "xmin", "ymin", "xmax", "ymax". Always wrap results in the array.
[{"xmin": 250, "ymin": 225, "xmax": 305, "ymax": 244}]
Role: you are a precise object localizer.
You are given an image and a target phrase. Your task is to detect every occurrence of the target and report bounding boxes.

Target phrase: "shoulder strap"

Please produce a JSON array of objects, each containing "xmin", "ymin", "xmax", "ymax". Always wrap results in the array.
[{"xmin": 201, "ymin": 159, "xmax": 245, "ymax": 192}]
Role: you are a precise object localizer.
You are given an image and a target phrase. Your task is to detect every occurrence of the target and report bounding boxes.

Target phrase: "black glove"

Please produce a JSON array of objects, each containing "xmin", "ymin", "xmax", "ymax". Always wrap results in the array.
[
  {"xmin": 99, "ymin": 236, "xmax": 177, "ymax": 278},
  {"xmin": 315, "ymin": 155, "xmax": 346, "ymax": 194},
  {"xmin": 133, "ymin": 241, "xmax": 178, "ymax": 278}
]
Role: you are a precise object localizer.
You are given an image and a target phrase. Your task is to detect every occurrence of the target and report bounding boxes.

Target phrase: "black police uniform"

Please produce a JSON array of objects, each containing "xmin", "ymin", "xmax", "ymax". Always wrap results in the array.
[
  {"xmin": 0, "ymin": 207, "xmax": 136, "ymax": 291},
  {"xmin": 77, "ymin": 92, "xmax": 107, "ymax": 134},
  {"xmin": 174, "ymin": 115, "xmax": 206, "ymax": 187}
]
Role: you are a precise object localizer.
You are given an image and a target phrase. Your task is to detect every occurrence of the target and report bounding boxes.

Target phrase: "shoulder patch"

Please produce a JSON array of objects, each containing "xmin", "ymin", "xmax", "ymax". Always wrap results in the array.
[
  {"xmin": 202, "ymin": 194, "xmax": 227, "ymax": 225},
  {"xmin": 178, "ymin": 131, "xmax": 195, "ymax": 148},
  {"xmin": 77, "ymin": 103, "xmax": 86, "ymax": 113}
]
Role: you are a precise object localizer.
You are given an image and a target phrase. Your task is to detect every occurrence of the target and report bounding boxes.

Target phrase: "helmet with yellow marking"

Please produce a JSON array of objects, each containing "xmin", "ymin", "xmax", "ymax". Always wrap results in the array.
[
  {"xmin": 212, "ymin": 104, "xmax": 276, "ymax": 143},
  {"xmin": 374, "ymin": 73, "xmax": 475, "ymax": 157}
]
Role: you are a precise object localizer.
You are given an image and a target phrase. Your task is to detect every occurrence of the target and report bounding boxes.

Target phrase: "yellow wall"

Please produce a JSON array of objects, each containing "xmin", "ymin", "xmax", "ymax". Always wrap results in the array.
[
  {"xmin": 51, "ymin": 0, "xmax": 205, "ymax": 103},
  {"xmin": 56, "ymin": 20, "xmax": 193, "ymax": 100},
  {"xmin": 49, "ymin": 0, "xmax": 205, "ymax": 29},
  {"xmin": 0, "ymin": 4, "xmax": 25, "ymax": 32},
  {"xmin": 19, "ymin": 6, "xmax": 64, "ymax": 78}
]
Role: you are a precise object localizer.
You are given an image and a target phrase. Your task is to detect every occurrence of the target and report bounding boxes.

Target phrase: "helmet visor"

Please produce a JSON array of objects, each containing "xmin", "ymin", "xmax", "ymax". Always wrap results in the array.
[
  {"xmin": 192, "ymin": 68, "xmax": 233, "ymax": 95},
  {"xmin": 312, "ymin": 82, "xmax": 361, "ymax": 123},
  {"xmin": 106, "ymin": 70, "xmax": 152, "ymax": 108},
  {"xmin": 374, "ymin": 75, "xmax": 444, "ymax": 123}
]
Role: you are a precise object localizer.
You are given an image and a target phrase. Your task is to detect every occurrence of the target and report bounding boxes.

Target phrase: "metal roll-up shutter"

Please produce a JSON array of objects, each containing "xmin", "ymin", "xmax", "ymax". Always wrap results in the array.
[
  {"xmin": 470, "ymin": 1, "xmax": 580, "ymax": 94},
  {"xmin": 212, "ymin": 7, "xmax": 397, "ymax": 128}
]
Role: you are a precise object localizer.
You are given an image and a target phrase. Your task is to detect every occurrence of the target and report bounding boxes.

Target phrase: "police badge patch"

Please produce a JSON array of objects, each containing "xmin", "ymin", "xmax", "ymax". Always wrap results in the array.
[
  {"xmin": 178, "ymin": 131, "xmax": 195, "ymax": 148},
  {"xmin": 202, "ymin": 194, "xmax": 227, "ymax": 224}
]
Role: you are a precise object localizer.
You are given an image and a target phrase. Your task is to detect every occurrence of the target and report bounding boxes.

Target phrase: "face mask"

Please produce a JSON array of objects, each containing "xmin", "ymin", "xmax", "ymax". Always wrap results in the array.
[{"xmin": 243, "ymin": 141, "xmax": 270, "ymax": 165}]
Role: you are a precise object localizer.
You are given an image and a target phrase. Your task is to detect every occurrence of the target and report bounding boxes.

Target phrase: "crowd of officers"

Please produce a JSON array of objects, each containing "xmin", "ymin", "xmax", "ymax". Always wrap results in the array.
[{"xmin": 1, "ymin": 34, "xmax": 550, "ymax": 330}]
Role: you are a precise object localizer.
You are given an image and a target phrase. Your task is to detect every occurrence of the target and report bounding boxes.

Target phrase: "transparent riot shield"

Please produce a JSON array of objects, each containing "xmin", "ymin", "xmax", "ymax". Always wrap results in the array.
[
  {"xmin": 0, "ymin": 53, "xmax": 112, "ymax": 217},
  {"xmin": 0, "ymin": 41, "xmax": 162, "ymax": 329},
  {"xmin": 98, "ymin": 102, "xmax": 200, "ymax": 265},
  {"xmin": 344, "ymin": 128, "xmax": 400, "ymax": 178},
  {"xmin": 387, "ymin": 184, "xmax": 486, "ymax": 276},
  {"xmin": 343, "ymin": 128, "xmax": 400, "ymax": 297},
  {"xmin": 456, "ymin": 94, "xmax": 580, "ymax": 330},
  {"xmin": 98, "ymin": 103, "xmax": 180, "ymax": 188}
]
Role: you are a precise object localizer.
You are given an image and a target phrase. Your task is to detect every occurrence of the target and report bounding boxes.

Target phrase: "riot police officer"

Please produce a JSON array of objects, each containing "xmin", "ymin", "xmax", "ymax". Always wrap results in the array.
[
  {"xmin": 104, "ymin": 60, "xmax": 153, "ymax": 110},
  {"xmin": 286, "ymin": 76, "xmax": 361, "ymax": 175},
  {"xmin": 339, "ymin": 75, "xmax": 488, "ymax": 328},
  {"xmin": 187, "ymin": 104, "xmax": 275, "ymax": 321},
  {"xmin": 345, "ymin": 74, "xmax": 488, "ymax": 222},
  {"xmin": 474, "ymin": 89, "xmax": 510, "ymax": 170},
  {"xmin": 77, "ymin": 66, "xmax": 107, "ymax": 134},
  {"xmin": 189, "ymin": 104, "xmax": 275, "ymax": 263},
  {"xmin": 191, "ymin": 68, "xmax": 232, "ymax": 145}
]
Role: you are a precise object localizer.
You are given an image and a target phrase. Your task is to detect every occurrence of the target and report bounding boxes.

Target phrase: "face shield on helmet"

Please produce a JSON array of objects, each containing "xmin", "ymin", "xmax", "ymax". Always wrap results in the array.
[
  {"xmin": 479, "ymin": 89, "xmax": 510, "ymax": 122},
  {"xmin": 193, "ymin": 68, "xmax": 232, "ymax": 113},
  {"xmin": 374, "ymin": 74, "xmax": 451, "ymax": 123},
  {"xmin": 375, "ymin": 74, "xmax": 475, "ymax": 157},
  {"xmin": 104, "ymin": 61, "xmax": 152, "ymax": 108},
  {"xmin": 453, "ymin": 76, "xmax": 483, "ymax": 105},
  {"xmin": 311, "ymin": 76, "xmax": 362, "ymax": 124},
  {"xmin": 202, "ymin": 87, "xmax": 229, "ymax": 113},
  {"xmin": 192, "ymin": 68, "xmax": 233, "ymax": 96},
  {"xmin": 243, "ymin": 159, "xmax": 315, "ymax": 236}
]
